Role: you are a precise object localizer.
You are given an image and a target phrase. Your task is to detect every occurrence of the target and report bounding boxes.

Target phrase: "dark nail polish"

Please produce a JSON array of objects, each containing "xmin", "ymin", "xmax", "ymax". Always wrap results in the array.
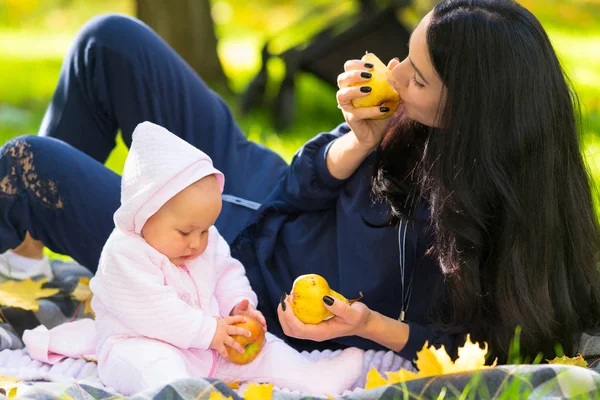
[
  {"xmin": 380, "ymin": 106, "xmax": 390, "ymax": 113},
  {"xmin": 364, "ymin": 62, "xmax": 374, "ymax": 68},
  {"xmin": 323, "ymin": 296, "xmax": 334, "ymax": 306},
  {"xmin": 361, "ymin": 72, "xmax": 372, "ymax": 79},
  {"xmin": 360, "ymin": 86, "xmax": 372, "ymax": 93},
  {"xmin": 280, "ymin": 293, "xmax": 287, "ymax": 311}
]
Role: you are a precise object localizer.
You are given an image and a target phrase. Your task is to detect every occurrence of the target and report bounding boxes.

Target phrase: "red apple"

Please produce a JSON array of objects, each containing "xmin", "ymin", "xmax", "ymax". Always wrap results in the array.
[{"xmin": 226, "ymin": 316, "xmax": 266, "ymax": 365}]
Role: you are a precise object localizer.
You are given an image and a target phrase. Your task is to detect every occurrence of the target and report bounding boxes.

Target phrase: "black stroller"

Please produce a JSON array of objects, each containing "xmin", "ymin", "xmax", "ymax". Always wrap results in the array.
[{"xmin": 240, "ymin": 0, "xmax": 413, "ymax": 131}]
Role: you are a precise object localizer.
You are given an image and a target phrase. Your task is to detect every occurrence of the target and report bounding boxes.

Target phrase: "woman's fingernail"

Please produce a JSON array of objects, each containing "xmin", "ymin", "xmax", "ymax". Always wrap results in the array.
[
  {"xmin": 393, "ymin": 57, "xmax": 400, "ymax": 62},
  {"xmin": 361, "ymin": 72, "xmax": 372, "ymax": 79},
  {"xmin": 360, "ymin": 86, "xmax": 372, "ymax": 93},
  {"xmin": 364, "ymin": 62, "xmax": 374, "ymax": 68},
  {"xmin": 323, "ymin": 296, "xmax": 334, "ymax": 306},
  {"xmin": 380, "ymin": 107, "xmax": 390, "ymax": 113},
  {"xmin": 280, "ymin": 293, "xmax": 287, "ymax": 311}
]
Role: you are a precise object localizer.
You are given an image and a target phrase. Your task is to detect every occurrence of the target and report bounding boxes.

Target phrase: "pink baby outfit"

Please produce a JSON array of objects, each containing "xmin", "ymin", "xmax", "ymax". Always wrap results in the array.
[{"xmin": 59, "ymin": 122, "xmax": 362, "ymax": 396}]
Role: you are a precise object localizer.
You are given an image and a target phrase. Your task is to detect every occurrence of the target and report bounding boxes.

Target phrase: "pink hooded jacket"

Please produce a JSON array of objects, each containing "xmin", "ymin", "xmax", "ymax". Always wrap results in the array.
[{"xmin": 90, "ymin": 122, "xmax": 258, "ymax": 360}]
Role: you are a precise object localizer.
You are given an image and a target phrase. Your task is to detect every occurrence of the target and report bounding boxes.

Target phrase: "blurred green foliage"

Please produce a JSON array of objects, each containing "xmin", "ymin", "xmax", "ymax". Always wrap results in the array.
[{"xmin": 0, "ymin": 0, "xmax": 598, "ymax": 187}]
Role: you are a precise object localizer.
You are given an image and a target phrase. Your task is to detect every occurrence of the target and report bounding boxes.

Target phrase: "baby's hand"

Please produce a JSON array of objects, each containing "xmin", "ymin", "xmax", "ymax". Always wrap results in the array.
[
  {"xmin": 209, "ymin": 315, "xmax": 251, "ymax": 359},
  {"xmin": 230, "ymin": 299, "xmax": 267, "ymax": 332}
]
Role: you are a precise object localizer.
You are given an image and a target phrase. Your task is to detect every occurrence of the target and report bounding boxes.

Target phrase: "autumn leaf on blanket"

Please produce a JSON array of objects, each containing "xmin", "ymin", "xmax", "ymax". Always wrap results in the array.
[
  {"xmin": 0, "ymin": 375, "xmax": 21, "ymax": 398},
  {"xmin": 547, "ymin": 354, "xmax": 588, "ymax": 368},
  {"xmin": 209, "ymin": 391, "xmax": 232, "ymax": 400},
  {"xmin": 365, "ymin": 367, "xmax": 388, "ymax": 390},
  {"xmin": 364, "ymin": 335, "xmax": 496, "ymax": 389},
  {"xmin": 0, "ymin": 278, "xmax": 60, "ymax": 311},
  {"xmin": 71, "ymin": 277, "xmax": 95, "ymax": 317},
  {"xmin": 454, "ymin": 335, "xmax": 497, "ymax": 371},
  {"xmin": 82, "ymin": 355, "xmax": 98, "ymax": 363},
  {"xmin": 385, "ymin": 368, "xmax": 420, "ymax": 384},
  {"xmin": 225, "ymin": 381, "xmax": 240, "ymax": 389},
  {"xmin": 414, "ymin": 341, "xmax": 455, "ymax": 378},
  {"xmin": 243, "ymin": 382, "xmax": 273, "ymax": 400}
]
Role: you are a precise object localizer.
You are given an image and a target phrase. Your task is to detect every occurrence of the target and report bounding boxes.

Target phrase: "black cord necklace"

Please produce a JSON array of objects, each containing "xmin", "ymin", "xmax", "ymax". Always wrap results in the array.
[{"xmin": 398, "ymin": 195, "xmax": 417, "ymax": 322}]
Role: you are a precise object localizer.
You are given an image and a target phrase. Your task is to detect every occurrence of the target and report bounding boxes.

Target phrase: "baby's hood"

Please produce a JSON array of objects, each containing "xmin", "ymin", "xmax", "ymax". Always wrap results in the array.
[{"xmin": 114, "ymin": 121, "xmax": 224, "ymax": 234}]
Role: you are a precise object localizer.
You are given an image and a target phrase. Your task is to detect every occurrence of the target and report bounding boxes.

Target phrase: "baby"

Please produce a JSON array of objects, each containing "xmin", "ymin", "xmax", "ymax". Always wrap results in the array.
[{"xmin": 89, "ymin": 122, "xmax": 363, "ymax": 396}]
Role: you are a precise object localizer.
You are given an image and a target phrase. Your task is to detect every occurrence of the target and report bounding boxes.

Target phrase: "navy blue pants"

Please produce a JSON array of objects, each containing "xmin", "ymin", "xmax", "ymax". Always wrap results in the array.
[{"xmin": 0, "ymin": 14, "xmax": 288, "ymax": 272}]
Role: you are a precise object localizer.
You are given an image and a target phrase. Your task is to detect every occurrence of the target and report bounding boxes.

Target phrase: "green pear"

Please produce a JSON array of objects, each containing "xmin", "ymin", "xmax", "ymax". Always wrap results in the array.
[{"xmin": 351, "ymin": 52, "xmax": 401, "ymax": 119}]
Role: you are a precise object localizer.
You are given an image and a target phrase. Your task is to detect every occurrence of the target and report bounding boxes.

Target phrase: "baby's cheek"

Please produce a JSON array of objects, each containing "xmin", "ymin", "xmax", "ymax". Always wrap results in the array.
[{"xmin": 199, "ymin": 239, "xmax": 210, "ymax": 255}]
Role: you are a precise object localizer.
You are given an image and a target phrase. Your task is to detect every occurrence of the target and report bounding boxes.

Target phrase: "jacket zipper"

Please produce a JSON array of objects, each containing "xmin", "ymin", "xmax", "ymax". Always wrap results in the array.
[{"xmin": 181, "ymin": 264, "xmax": 219, "ymax": 378}]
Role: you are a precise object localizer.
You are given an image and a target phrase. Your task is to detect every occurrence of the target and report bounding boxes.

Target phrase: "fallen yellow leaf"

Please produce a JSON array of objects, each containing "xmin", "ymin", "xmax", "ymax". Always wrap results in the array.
[
  {"xmin": 364, "ymin": 335, "xmax": 495, "ymax": 390},
  {"xmin": 365, "ymin": 367, "xmax": 388, "ymax": 390},
  {"xmin": 0, "ymin": 375, "xmax": 20, "ymax": 398},
  {"xmin": 415, "ymin": 341, "xmax": 454, "ymax": 377},
  {"xmin": 547, "ymin": 354, "xmax": 588, "ymax": 368},
  {"xmin": 0, "ymin": 278, "xmax": 60, "ymax": 311},
  {"xmin": 71, "ymin": 278, "xmax": 95, "ymax": 317},
  {"xmin": 82, "ymin": 355, "xmax": 97, "ymax": 363},
  {"xmin": 243, "ymin": 382, "xmax": 273, "ymax": 400},
  {"xmin": 454, "ymin": 335, "xmax": 497, "ymax": 372},
  {"xmin": 225, "ymin": 381, "xmax": 240, "ymax": 389},
  {"xmin": 386, "ymin": 368, "xmax": 420, "ymax": 384},
  {"xmin": 209, "ymin": 391, "xmax": 232, "ymax": 400}
]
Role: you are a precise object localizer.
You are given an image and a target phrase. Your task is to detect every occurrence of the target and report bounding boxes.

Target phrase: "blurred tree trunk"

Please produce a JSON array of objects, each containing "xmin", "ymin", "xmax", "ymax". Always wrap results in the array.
[{"xmin": 136, "ymin": 0, "xmax": 229, "ymax": 91}]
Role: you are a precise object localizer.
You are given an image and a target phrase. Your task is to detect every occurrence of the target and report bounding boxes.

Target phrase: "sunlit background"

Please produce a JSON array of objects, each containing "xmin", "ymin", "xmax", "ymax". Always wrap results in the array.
[{"xmin": 0, "ymin": 0, "xmax": 598, "ymax": 212}]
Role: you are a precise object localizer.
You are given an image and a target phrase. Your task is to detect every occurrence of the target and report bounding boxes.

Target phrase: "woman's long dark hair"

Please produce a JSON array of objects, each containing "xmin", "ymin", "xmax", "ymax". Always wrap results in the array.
[{"xmin": 372, "ymin": 0, "xmax": 600, "ymax": 362}]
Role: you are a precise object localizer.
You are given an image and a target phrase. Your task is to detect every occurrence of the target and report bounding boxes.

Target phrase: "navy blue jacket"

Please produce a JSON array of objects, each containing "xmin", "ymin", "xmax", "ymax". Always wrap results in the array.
[{"xmin": 232, "ymin": 123, "xmax": 462, "ymax": 360}]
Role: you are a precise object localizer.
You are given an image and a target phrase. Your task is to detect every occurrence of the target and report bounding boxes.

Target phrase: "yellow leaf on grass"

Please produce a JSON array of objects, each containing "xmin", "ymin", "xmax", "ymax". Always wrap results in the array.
[
  {"xmin": 454, "ymin": 334, "xmax": 497, "ymax": 372},
  {"xmin": 415, "ymin": 341, "xmax": 455, "ymax": 377},
  {"xmin": 547, "ymin": 354, "xmax": 588, "ymax": 368},
  {"xmin": 365, "ymin": 367, "xmax": 388, "ymax": 389},
  {"xmin": 364, "ymin": 335, "xmax": 495, "ymax": 390},
  {"xmin": 71, "ymin": 277, "xmax": 95, "ymax": 317},
  {"xmin": 0, "ymin": 374, "xmax": 20, "ymax": 398},
  {"xmin": 243, "ymin": 382, "xmax": 273, "ymax": 400},
  {"xmin": 0, "ymin": 278, "xmax": 59, "ymax": 311},
  {"xmin": 209, "ymin": 391, "xmax": 232, "ymax": 400}
]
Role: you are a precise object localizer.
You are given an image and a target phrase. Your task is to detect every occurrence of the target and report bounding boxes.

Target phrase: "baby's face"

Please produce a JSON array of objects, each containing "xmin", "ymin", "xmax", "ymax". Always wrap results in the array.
[{"xmin": 141, "ymin": 175, "xmax": 222, "ymax": 266}]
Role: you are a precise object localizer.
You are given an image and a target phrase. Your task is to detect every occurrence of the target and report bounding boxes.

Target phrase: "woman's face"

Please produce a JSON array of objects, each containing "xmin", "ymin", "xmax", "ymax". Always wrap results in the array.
[{"xmin": 389, "ymin": 11, "xmax": 446, "ymax": 127}]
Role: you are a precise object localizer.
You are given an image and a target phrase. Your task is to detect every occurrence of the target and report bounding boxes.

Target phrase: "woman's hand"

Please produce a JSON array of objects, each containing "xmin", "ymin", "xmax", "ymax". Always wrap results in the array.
[
  {"xmin": 336, "ymin": 57, "xmax": 401, "ymax": 151},
  {"xmin": 277, "ymin": 293, "xmax": 372, "ymax": 342}
]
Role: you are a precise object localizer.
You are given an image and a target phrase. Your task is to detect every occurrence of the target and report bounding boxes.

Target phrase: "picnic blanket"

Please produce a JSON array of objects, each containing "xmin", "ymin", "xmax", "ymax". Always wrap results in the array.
[
  {"xmin": 4, "ymin": 358, "xmax": 600, "ymax": 399},
  {"xmin": 1, "ymin": 260, "xmax": 600, "ymax": 399}
]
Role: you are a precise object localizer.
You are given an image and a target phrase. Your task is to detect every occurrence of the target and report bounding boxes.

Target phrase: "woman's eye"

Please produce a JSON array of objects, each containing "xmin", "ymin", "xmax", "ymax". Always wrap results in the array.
[{"xmin": 412, "ymin": 74, "xmax": 425, "ymax": 88}]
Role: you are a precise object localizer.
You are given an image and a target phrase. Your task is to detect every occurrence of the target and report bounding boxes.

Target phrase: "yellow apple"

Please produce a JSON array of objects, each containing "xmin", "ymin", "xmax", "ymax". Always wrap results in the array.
[{"xmin": 226, "ymin": 316, "xmax": 266, "ymax": 365}]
